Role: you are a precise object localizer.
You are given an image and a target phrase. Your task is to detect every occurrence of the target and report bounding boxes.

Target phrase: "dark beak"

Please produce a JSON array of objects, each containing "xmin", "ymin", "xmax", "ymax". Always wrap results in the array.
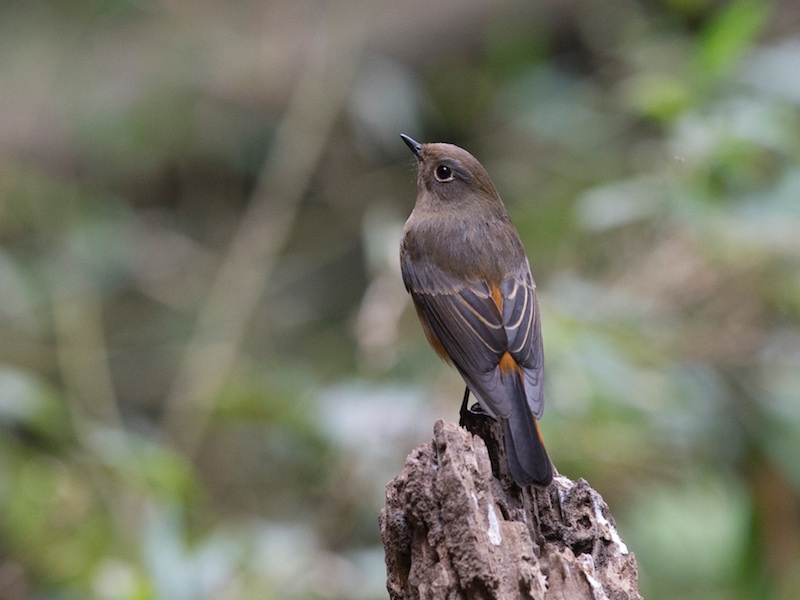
[{"xmin": 400, "ymin": 134, "xmax": 423, "ymax": 161}]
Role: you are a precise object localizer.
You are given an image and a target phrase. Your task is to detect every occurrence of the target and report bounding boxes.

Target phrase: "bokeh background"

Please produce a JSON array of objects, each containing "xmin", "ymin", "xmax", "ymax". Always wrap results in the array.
[{"xmin": 1, "ymin": 0, "xmax": 799, "ymax": 598}]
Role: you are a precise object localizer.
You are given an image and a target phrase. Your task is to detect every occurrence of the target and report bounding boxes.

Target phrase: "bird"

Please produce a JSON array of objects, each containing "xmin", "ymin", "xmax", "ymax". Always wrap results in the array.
[{"xmin": 399, "ymin": 133, "xmax": 553, "ymax": 487}]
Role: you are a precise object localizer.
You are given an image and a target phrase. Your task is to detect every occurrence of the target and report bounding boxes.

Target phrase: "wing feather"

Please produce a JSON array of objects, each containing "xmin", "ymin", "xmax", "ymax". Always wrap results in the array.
[
  {"xmin": 502, "ymin": 269, "xmax": 544, "ymax": 418},
  {"xmin": 402, "ymin": 256, "xmax": 545, "ymax": 420}
]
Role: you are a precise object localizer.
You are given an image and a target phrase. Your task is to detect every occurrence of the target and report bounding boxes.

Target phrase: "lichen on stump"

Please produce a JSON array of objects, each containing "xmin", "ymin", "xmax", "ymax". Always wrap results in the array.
[{"xmin": 380, "ymin": 420, "xmax": 641, "ymax": 600}]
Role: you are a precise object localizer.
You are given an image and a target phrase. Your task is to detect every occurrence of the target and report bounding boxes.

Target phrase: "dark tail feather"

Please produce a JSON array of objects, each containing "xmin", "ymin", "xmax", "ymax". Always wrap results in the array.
[
  {"xmin": 503, "ymin": 376, "xmax": 553, "ymax": 487},
  {"xmin": 504, "ymin": 418, "xmax": 552, "ymax": 487}
]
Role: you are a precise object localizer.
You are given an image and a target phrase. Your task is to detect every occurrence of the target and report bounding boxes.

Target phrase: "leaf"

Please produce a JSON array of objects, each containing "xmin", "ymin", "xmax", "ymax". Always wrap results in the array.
[{"xmin": 696, "ymin": 0, "xmax": 771, "ymax": 77}]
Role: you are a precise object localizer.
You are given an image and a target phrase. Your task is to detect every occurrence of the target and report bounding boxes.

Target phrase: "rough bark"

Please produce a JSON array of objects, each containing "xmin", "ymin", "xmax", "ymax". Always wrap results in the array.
[{"xmin": 380, "ymin": 418, "xmax": 641, "ymax": 600}]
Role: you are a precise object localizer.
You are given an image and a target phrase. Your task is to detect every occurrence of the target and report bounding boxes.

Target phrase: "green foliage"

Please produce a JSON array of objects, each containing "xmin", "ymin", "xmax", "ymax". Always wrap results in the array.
[
  {"xmin": 696, "ymin": 0, "xmax": 772, "ymax": 78},
  {"xmin": 0, "ymin": 1, "xmax": 797, "ymax": 599}
]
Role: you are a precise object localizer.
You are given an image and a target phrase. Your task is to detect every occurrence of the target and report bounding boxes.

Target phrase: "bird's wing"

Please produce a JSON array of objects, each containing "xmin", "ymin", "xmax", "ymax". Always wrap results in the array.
[
  {"xmin": 501, "ymin": 268, "xmax": 545, "ymax": 419},
  {"xmin": 402, "ymin": 259, "xmax": 544, "ymax": 420}
]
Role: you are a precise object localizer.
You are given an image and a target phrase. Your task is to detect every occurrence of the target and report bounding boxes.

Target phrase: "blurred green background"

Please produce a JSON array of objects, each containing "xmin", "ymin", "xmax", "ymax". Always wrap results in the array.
[{"xmin": 1, "ymin": 0, "xmax": 799, "ymax": 598}]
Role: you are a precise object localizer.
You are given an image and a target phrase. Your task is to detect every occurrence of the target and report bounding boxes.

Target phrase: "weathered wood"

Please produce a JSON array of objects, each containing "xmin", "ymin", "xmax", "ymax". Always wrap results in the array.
[{"xmin": 380, "ymin": 419, "xmax": 641, "ymax": 599}]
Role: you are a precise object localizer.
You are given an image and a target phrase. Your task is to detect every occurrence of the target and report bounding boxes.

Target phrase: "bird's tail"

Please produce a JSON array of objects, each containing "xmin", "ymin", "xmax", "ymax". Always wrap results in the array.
[{"xmin": 502, "ymin": 372, "xmax": 553, "ymax": 487}]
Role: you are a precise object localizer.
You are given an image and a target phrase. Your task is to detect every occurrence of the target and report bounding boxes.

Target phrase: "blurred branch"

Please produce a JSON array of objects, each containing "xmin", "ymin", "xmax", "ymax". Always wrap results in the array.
[
  {"xmin": 35, "ymin": 188, "xmax": 128, "ymax": 525},
  {"xmin": 50, "ymin": 277, "xmax": 124, "ymax": 429},
  {"xmin": 160, "ymin": 5, "xmax": 370, "ymax": 457},
  {"xmin": 37, "ymin": 186, "xmax": 124, "ymax": 433}
]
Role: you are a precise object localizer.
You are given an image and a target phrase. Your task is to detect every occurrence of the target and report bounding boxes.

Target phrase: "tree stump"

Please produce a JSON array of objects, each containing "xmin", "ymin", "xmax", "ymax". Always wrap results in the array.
[{"xmin": 380, "ymin": 419, "xmax": 641, "ymax": 599}]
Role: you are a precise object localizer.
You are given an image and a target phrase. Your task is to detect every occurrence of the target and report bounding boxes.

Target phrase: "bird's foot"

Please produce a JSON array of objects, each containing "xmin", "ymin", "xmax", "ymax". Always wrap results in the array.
[{"xmin": 459, "ymin": 387, "xmax": 495, "ymax": 427}]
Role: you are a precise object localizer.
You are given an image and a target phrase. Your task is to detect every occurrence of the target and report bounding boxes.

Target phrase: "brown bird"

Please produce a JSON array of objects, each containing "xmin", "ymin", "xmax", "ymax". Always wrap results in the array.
[{"xmin": 399, "ymin": 134, "xmax": 553, "ymax": 487}]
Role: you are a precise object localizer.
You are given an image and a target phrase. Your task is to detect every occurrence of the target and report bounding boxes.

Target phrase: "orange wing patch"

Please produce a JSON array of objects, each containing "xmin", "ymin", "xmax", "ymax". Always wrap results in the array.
[
  {"xmin": 490, "ymin": 283, "xmax": 503, "ymax": 312},
  {"xmin": 491, "ymin": 285, "xmax": 520, "ymax": 378},
  {"xmin": 413, "ymin": 302, "xmax": 453, "ymax": 364},
  {"xmin": 498, "ymin": 351, "xmax": 519, "ymax": 375}
]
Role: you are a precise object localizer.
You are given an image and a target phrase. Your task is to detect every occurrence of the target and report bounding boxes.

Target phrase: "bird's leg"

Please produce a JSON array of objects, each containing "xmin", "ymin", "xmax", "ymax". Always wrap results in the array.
[
  {"xmin": 459, "ymin": 385, "xmax": 490, "ymax": 427},
  {"xmin": 459, "ymin": 386, "xmax": 471, "ymax": 426}
]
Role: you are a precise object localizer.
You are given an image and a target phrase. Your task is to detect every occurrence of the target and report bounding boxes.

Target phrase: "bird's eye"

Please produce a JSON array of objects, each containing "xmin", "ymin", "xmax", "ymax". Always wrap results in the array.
[{"xmin": 434, "ymin": 165, "xmax": 454, "ymax": 182}]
